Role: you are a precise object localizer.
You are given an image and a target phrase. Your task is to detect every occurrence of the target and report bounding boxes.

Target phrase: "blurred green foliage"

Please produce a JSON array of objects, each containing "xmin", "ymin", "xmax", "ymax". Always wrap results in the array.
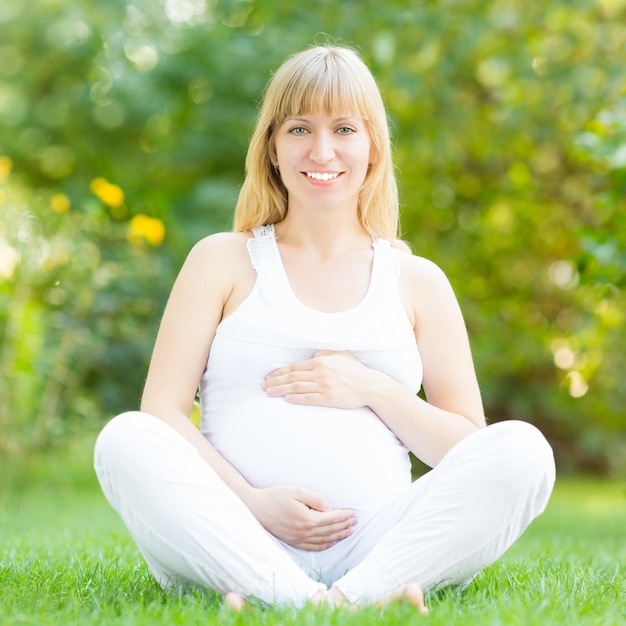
[{"xmin": 0, "ymin": 0, "xmax": 624, "ymax": 474}]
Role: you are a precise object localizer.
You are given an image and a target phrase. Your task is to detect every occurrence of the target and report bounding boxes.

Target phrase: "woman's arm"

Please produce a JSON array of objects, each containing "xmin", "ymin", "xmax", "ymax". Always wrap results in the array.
[
  {"xmin": 140, "ymin": 233, "xmax": 357, "ymax": 548},
  {"xmin": 262, "ymin": 253, "xmax": 486, "ymax": 468},
  {"xmin": 141, "ymin": 232, "xmax": 254, "ymax": 493},
  {"xmin": 382, "ymin": 252, "xmax": 486, "ymax": 465}
]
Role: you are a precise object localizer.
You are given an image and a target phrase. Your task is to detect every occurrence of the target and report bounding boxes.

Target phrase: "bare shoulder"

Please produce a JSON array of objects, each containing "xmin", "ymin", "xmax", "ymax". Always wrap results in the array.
[
  {"xmin": 189, "ymin": 230, "xmax": 252, "ymax": 262},
  {"xmin": 391, "ymin": 239, "xmax": 449, "ymax": 281},
  {"xmin": 166, "ymin": 231, "xmax": 252, "ymax": 302},
  {"xmin": 392, "ymin": 246, "xmax": 459, "ymax": 330},
  {"xmin": 183, "ymin": 231, "xmax": 251, "ymax": 278},
  {"xmin": 183, "ymin": 231, "xmax": 257, "ymax": 317},
  {"xmin": 392, "ymin": 246, "xmax": 451, "ymax": 289}
]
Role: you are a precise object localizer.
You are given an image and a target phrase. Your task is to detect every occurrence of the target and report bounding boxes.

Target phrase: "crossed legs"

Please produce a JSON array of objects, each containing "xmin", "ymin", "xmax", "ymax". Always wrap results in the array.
[{"xmin": 94, "ymin": 412, "xmax": 555, "ymax": 610}]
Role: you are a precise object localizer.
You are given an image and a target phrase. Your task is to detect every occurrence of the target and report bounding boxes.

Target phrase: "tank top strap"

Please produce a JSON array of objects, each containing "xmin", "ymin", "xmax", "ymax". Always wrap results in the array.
[
  {"xmin": 247, "ymin": 224, "xmax": 286, "ymax": 288},
  {"xmin": 368, "ymin": 236, "xmax": 401, "ymax": 301},
  {"xmin": 245, "ymin": 224, "xmax": 289, "ymax": 303},
  {"xmin": 247, "ymin": 224, "xmax": 276, "ymax": 271}
]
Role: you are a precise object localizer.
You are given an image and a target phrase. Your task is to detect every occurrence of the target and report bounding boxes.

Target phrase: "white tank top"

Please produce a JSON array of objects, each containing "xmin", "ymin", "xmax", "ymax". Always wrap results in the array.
[{"xmin": 200, "ymin": 224, "xmax": 423, "ymax": 512}]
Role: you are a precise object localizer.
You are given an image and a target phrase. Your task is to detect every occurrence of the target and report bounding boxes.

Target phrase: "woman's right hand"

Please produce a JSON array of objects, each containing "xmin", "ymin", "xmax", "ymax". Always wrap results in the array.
[{"xmin": 244, "ymin": 485, "xmax": 358, "ymax": 551}]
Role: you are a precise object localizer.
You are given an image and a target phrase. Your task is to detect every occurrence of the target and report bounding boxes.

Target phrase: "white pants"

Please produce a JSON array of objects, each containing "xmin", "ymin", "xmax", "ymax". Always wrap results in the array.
[{"xmin": 94, "ymin": 412, "xmax": 555, "ymax": 607}]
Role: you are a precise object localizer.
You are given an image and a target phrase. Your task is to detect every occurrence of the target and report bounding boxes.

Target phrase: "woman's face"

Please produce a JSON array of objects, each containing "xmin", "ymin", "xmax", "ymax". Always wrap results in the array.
[{"xmin": 272, "ymin": 112, "xmax": 375, "ymax": 215}]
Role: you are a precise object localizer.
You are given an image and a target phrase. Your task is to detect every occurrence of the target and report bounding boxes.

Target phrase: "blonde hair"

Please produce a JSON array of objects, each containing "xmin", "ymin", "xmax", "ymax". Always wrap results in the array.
[{"xmin": 233, "ymin": 45, "xmax": 399, "ymax": 239}]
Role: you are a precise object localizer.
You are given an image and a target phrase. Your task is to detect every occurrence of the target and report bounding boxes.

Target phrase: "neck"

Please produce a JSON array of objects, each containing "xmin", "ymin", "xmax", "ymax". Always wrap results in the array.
[{"xmin": 274, "ymin": 211, "xmax": 370, "ymax": 256}]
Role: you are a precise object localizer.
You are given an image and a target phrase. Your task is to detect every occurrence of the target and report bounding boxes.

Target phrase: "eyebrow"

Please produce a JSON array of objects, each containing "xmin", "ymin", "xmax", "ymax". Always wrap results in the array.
[{"xmin": 282, "ymin": 115, "xmax": 362, "ymax": 126}]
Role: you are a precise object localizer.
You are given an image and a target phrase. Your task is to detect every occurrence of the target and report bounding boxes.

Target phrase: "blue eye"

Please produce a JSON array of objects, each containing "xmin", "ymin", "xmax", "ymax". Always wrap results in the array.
[
  {"xmin": 337, "ymin": 126, "xmax": 356, "ymax": 135},
  {"xmin": 289, "ymin": 127, "xmax": 308, "ymax": 135}
]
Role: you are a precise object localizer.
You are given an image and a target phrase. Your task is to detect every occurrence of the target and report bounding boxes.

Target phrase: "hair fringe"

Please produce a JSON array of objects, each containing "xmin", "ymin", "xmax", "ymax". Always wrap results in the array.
[{"xmin": 234, "ymin": 45, "xmax": 399, "ymax": 240}]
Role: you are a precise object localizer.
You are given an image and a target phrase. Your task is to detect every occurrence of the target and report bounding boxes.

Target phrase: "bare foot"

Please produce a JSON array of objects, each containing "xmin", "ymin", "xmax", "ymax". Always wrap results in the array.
[
  {"xmin": 314, "ymin": 584, "xmax": 428, "ymax": 615},
  {"xmin": 375, "ymin": 584, "xmax": 428, "ymax": 615},
  {"xmin": 310, "ymin": 590, "xmax": 328, "ymax": 606},
  {"xmin": 310, "ymin": 587, "xmax": 348, "ymax": 608},
  {"xmin": 223, "ymin": 591, "xmax": 246, "ymax": 611}
]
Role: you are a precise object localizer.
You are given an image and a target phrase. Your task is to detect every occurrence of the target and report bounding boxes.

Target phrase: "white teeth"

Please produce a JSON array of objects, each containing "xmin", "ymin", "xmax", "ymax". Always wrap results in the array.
[{"xmin": 306, "ymin": 172, "xmax": 339, "ymax": 181}]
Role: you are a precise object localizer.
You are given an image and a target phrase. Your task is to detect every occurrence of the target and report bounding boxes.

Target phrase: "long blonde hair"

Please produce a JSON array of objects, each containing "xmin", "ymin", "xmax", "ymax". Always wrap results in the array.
[{"xmin": 233, "ymin": 45, "xmax": 399, "ymax": 240}]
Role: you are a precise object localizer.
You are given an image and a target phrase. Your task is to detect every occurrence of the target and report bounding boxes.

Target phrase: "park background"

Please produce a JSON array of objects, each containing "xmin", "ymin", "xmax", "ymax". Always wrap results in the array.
[
  {"xmin": 1, "ymin": 0, "xmax": 625, "ymax": 476},
  {"xmin": 1, "ymin": 2, "xmax": 625, "ymax": 625}
]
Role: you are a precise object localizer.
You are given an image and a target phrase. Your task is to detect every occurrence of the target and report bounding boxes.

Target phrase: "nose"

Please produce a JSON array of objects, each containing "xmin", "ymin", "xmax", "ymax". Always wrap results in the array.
[{"xmin": 309, "ymin": 130, "xmax": 335, "ymax": 164}]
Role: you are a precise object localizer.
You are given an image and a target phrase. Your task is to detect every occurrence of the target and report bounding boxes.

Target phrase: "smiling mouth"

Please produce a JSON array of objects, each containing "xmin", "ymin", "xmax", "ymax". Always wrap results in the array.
[{"xmin": 305, "ymin": 172, "xmax": 341, "ymax": 181}]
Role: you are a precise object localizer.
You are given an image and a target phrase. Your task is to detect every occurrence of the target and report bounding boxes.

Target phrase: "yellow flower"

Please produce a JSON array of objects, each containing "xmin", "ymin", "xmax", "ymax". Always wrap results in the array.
[
  {"xmin": 90, "ymin": 177, "xmax": 125, "ymax": 208},
  {"xmin": 51, "ymin": 193, "xmax": 70, "ymax": 214},
  {"xmin": 127, "ymin": 214, "xmax": 165, "ymax": 247},
  {"xmin": 0, "ymin": 156, "xmax": 13, "ymax": 183}
]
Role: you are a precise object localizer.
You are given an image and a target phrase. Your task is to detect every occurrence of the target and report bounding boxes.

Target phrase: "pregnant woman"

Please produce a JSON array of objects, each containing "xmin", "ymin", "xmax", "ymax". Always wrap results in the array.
[{"xmin": 94, "ymin": 44, "xmax": 555, "ymax": 613}]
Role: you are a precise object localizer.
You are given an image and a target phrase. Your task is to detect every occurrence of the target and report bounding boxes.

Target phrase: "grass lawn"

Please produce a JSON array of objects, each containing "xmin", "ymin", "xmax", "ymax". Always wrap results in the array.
[{"xmin": 1, "ymin": 435, "xmax": 625, "ymax": 625}]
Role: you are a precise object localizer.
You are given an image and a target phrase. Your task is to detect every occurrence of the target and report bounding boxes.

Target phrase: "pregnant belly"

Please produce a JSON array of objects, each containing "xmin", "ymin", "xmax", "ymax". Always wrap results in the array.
[{"xmin": 202, "ymin": 394, "xmax": 411, "ymax": 510}]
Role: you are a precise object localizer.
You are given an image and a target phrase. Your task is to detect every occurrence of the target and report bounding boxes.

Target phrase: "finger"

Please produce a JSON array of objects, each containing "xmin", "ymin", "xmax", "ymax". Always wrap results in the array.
[
  {"xmin": 319, "ymin": 512, "xmax": 359, "ymax": 531},
  {"xmin": 286, "ymin": 393, "xmax": 359, "ymax": 409},
  {"xmin": 266, "ymin": 359, "xmax": 316, "ymax": 379},
  {"xmin": 292, "ymin": 529, "xmax": 352, "ymax": 549},
  {"xmin": 295, "ymin": 526, "xmax": 355, "ymax": 550},
  {"xmin": 266, "ymin": 382, "xmax": 320, "ymax": 398},
  {"xmin": 306, "ymin": 514, "xmax": 359, "ymax": 539},
  {"xmin": 294, "ymin": 491, "xmax": 356, "ymax": 520},
  {"xmin": 305, "ymin": 521, "xmax": 356, "ymax": 542},
  {"xmin": 298, "ymin": 508, "xmax": 359, "ymax": 537},
  {"xmin": 287, "ymin": 515, "xmax": 357, "ymax": 549},
  {"xmin": 312, "ymin": 350, "xmax": 339, "ymax": 358},
  {"xmin": 264, "ymin": 371, "xmax": 314, "ymax": 387},
  {"xmin": 295, "ymin": 488, "xmax": 332, "ymax": 512},
  {"xmin": 284, "ymin": 392, "xmax": 329, "ymax": 405},
  {"xmin": 262, "ymin": 371, "xmax": 313, "ymax": 390}
]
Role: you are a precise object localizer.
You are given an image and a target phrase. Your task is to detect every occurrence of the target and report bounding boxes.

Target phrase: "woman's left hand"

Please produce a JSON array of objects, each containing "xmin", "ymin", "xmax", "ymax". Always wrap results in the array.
[{"xmin": 262, "ymin": 350, "xmax": 377, "ymax": 409}]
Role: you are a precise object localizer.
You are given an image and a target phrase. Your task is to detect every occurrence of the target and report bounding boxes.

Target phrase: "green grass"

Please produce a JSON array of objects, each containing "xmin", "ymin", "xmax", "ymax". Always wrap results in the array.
[{"xmin": 1, "ymin": 436, "xmax": 625, "ymax": 625}]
